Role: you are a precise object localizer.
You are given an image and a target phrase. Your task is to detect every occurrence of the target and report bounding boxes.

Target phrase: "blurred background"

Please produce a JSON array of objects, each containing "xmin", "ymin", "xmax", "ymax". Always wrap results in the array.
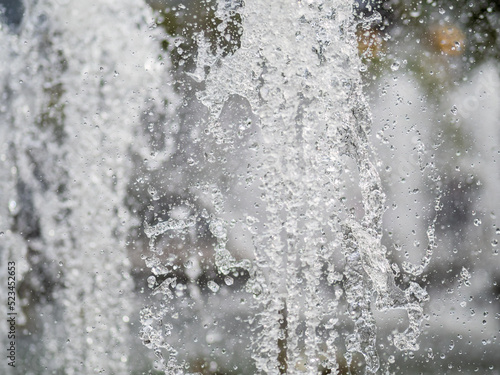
[{"xmin": 0, "ymin": 0, "xmax": 499, "ymax": 374}]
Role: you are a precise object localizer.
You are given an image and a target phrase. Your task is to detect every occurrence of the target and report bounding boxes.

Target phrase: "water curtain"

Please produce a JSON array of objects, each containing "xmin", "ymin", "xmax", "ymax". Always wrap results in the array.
[
  {"xmin": 0, "ymin": 0, "xmax": 167, "ymax": 373},
  {"xmin": 140, "ymin": 0, "xmax": 431, "ymax": 374}
]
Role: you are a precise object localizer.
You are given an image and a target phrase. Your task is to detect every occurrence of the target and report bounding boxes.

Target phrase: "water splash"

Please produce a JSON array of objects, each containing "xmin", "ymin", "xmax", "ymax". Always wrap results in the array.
[
  {"xmin": 0, "ymin": 0, "xmax": 166, "ymax": 373},
  {"xmin": 140, "ymin": 0, "xmax": 434, "ymax": 374}
]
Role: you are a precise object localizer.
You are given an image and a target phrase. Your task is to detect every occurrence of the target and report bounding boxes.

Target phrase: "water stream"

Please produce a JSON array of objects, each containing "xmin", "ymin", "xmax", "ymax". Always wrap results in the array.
[
  {"xmin": 5, "ymin": 0, "xmax": 499, "ymax": 374},
  {"xmin": 140, "ymin": 1, "xmax": 432, "ymax": 374},
  {"xmin": 0, "ymin": 0, "xmax": 168, "ymax": 373}
]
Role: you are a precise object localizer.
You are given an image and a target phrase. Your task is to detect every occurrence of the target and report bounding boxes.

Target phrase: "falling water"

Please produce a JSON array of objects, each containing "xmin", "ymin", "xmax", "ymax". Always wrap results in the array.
[
  {"xmin": 0, "ymin": 0, "xmax": 169, "ymax": 373},
  {"xmin": 0, "ymin": 0, "xmax": 443, "ymax": 373},
  {"xmin": 3, "ymin": 0, "xmax": 500, "ymax": 373},
  {"xmin": 140, "ymin": 0, "xmax": 434, "ymax": 374}
]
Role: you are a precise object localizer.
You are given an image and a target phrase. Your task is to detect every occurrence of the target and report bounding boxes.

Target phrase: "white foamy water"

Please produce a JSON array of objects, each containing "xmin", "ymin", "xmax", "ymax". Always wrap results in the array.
[
  {"xmin": 0, "ymin": 0, "xmax": 168, "ymax": 373},
  {"xmin": 140, "ymin": 1, "xmax": 433, "ymax": 374}
]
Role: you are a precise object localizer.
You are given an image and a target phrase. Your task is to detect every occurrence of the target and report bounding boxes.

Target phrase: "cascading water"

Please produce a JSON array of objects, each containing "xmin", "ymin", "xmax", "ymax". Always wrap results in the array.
[
  {"xmin": 11, "ymin": 0, "xmax": 500, "ymax": 374},
  {"xmin": 139, "ymin": 1, "xmax": 434, "ymax": 374},
  {"xmin": 0, "ymin": 0, "xmax": 171, "ymax": 373}
]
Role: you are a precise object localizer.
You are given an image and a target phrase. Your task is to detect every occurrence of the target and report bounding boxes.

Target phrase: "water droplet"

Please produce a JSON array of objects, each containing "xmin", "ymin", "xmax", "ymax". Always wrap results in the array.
[
  {"xmin": 474, "ymin": 218, "xmax": 482, "ymax": 226},
  {"xmin": 147, "ymin": 276, "xmax": 156, "ymax": 289},
  {"xmin": 147, "ymin": 186, "xmax": 160, "ymax": 201},
  {"xmin": 207, "ymin": 280, "xmax": 220, "ymax": 293},
  {"xmin": 391, "ymin": 61, "xmax": 400, "ymax": 71},
  {"xmin": 427, "ymin": 348, "xmax": 434, "ymax": 359},
  {"xmin": 224, "ymin": 276, "xmax": 234, "ymax": 286},
  {"xmin": 209, "ymin": 218, "xmax": 227, "ymax": 239},
  {"xmin": 450, "ymin": 105, "xmax": 458, "ymax": 115},
  {"xmin": 460, "ymin": 267, "xmax": 471, "ymax": 287},
  {"xmin": 8, "ymin": 200, "xmax": 17, "ymax": 213}
]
